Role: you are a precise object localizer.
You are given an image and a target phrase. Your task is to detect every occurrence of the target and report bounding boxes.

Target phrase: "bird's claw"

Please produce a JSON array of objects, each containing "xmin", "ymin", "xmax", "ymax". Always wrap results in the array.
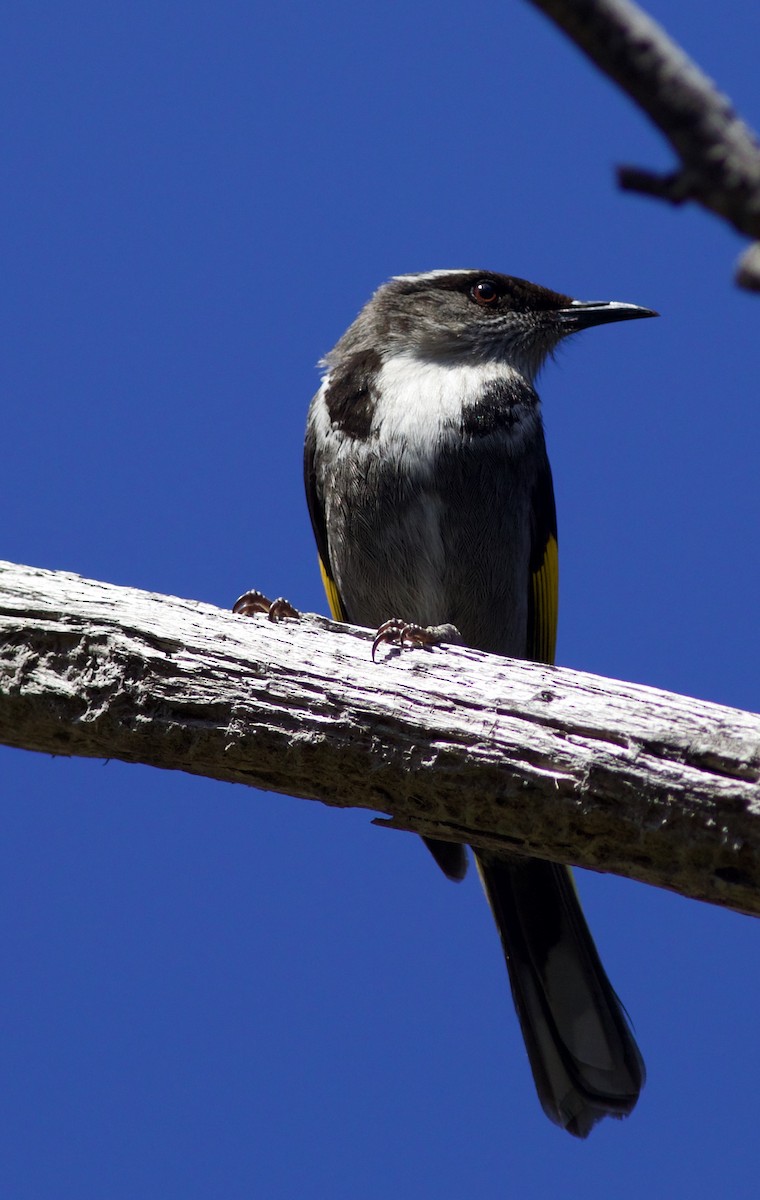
[
  {"xmin": 371, "ymin": 618, "xmax": 459, "ymax": 661},
  {"xmin": 233, "ymin": 589, "xmax": 300, "ymax": 621}
]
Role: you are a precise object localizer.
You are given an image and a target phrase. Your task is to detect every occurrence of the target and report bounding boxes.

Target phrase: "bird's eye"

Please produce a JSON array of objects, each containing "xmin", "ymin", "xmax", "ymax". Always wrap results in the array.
[{"xmin": 470, "ymin": 279, "xmax": 500, "ymax": 305}]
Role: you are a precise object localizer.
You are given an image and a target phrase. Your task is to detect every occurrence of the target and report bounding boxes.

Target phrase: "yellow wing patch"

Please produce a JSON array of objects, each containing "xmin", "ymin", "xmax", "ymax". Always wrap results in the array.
[
  {"xmin": 319, "ymin": 554, "xmax": 346, "ymax": 622},
  {"xmin": 530, "ymin": 534, "xmax": 558, "ymax": 665}
]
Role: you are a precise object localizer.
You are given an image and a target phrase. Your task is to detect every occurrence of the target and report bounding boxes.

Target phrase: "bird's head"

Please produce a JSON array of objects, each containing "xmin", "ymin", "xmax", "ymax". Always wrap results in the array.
[{"xmin": 327, "ymin": 269, "xmax": 657, "ymax": 383}]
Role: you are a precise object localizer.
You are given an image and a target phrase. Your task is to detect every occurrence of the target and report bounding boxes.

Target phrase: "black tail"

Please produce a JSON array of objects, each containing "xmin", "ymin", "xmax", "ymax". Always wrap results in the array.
[{"xmin": 476, "ymin": 851, "xmax": 644, "ymax": 1138}]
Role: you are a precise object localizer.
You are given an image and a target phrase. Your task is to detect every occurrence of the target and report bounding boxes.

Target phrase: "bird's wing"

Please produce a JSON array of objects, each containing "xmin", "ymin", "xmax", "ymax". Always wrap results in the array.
[
  {"xmin": 304, "ymin": 417, "xmax": 347, "ymax": 623},
  {"xmin": 318, "ymin": 555, "xmax": 346, "ymax": 623},
  {"xmin": 480, "ymin": 453, "xmax": 643, "ymax": 1135},
  {"xmin": 527, "ymin": 454, "xmax": 558, "ymax": 665}
]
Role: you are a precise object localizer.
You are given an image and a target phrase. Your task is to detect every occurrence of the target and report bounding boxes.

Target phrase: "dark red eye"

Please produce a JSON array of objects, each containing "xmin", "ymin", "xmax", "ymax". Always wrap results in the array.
[{"xmin": 470, "ymin": 278, "xmax": 500, "ymax": 305}]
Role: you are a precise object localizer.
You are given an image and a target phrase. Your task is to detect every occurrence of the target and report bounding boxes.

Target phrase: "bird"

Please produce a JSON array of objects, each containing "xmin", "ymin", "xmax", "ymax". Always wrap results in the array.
[{"xmin": 301, "ymin": 269, "xmax": 656, "ymax": 1137}]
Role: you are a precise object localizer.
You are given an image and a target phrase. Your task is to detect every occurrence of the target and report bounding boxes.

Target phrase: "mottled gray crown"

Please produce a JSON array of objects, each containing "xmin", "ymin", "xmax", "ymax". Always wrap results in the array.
[
  {"xmin": 324, "ymin": 270, "xmax": 574, "ymax": 372},
  {"xmin": 323, "ymin": 269, "xmax": 656, "ymax": 380}
]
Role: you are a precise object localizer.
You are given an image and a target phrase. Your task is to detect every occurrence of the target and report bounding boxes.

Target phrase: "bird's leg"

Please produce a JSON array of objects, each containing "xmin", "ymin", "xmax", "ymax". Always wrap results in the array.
[
  {"xmin": 232, "ymin": 589, "xmax": 300, "ymax": 621},
  {"xmin": 371, "ymin": 619, "xmax": 462, "ymax": 662}
]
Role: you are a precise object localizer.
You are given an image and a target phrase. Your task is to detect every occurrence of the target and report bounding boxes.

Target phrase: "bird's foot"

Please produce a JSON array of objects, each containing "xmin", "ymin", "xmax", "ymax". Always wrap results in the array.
[
  {"xmin": 232, "ymin": 589, "xmax": 300, "ymax": 621},
  {"xmin": 371, "ymin": 619, "xmax": 462, "ymax": 662}
]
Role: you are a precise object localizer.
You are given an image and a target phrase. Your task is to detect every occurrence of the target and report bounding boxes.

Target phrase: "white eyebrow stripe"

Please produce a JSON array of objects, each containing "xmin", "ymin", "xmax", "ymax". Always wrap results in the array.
[{"xmin": 390, "ymin": 269, "xmax": 479, "ymax": 283}]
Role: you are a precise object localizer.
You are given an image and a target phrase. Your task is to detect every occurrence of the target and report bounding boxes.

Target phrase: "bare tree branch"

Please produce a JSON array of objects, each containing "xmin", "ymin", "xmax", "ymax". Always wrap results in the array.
[
  {"xmin": 525, "ymin": 0, "xmax": 760, "ymax": 289},
  {"xmin": 1, "ymin": 559, "xmax": 759, "ymax": 915}
]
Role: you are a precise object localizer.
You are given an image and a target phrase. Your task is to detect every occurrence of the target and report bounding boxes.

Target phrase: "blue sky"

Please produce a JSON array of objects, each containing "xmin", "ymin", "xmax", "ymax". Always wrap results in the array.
[{"xmin": 2, "ymin": 2, "xmax": 759, "ymax": 1197}]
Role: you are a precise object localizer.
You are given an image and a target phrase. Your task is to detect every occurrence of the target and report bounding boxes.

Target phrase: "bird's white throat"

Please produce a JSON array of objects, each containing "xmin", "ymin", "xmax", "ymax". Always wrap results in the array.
[{"xmin": 368, "ymin": 351, "xmax": 539, "ymax": 450}]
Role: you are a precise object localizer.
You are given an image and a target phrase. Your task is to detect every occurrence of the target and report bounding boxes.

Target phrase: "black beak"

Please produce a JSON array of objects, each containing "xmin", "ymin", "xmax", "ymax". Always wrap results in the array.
[{"xmin": 558, "ymin": 299, "xmax": 658, "ymax": 331}]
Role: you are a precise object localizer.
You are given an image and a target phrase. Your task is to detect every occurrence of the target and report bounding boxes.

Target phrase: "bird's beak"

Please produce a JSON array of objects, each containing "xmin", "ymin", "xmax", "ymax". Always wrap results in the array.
[{"xmin": 558, "ymin": 299, "xmax": 658, "ymax": 331}]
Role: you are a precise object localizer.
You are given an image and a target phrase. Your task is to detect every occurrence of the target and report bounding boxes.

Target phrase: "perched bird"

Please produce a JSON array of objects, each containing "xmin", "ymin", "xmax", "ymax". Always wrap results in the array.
[{"xmin": 302, "ymin": 269, "xmax": 656, "ymax": 1137}]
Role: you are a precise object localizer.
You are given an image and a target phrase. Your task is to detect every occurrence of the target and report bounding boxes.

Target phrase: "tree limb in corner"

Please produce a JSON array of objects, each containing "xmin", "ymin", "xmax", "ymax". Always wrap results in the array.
[
  {"xmin": 1, "ymin": 558, "xmax": 759, "ymax": 915},
  {"xmin": 525, "ymin": 0, "xmax": 760, "ymax": 289}
]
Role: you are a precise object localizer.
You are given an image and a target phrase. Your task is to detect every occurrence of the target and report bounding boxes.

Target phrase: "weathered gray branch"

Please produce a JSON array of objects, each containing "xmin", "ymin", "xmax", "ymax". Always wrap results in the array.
[
  {"xmin": 1, "ymin": 559, "xmax": 759, "ymax": 914},
  {"xmin": 524, "ymin": 0, "xmax": 760, "ymax": 289}
]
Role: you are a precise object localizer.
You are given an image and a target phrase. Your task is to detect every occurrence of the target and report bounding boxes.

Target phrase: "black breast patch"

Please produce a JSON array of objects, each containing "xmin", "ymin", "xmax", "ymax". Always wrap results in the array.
[
  {"xmin": 459, "ymin": 378, "xmax": 537, "ymax": 438},
  {"xmin": 323, "ymin": 348, "xmax": 382, "ymax": 439}
]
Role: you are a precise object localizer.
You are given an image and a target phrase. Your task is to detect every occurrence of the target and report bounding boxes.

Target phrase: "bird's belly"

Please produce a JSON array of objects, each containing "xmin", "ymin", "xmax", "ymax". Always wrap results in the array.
[{"xmin": 329, "ymin": 465, "xmax": 531, "ymax": 657}]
